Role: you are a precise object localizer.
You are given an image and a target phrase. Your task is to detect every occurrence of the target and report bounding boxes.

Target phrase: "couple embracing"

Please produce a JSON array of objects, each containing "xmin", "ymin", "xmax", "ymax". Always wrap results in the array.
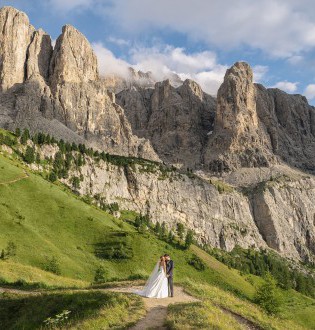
[{"xmin": 135, "ymin": 254, "xmax": 174, "ymax": 298}]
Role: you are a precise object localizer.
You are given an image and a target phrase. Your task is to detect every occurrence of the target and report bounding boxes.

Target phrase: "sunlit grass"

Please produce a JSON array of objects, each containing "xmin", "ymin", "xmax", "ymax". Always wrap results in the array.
[{"xmin": 0, "ymin": 290, "xmax": 144, "ymax": 330}]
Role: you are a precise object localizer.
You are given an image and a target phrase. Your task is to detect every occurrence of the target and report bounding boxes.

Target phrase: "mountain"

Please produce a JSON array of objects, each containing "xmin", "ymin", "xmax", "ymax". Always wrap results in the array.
[
  {"xmin": 0, "ymin": 6, "xmax": 314, "ymax": 264},
  {"xmin": 204, "ymin": 62, "xmax": 315, "ymax": 173},
  {"xmin": 0, "ymin": 131, "xmax": 314, "ymax": 329},
  {"xmin": 117, "ymin": 79, "xmax": 216, "ymax": 168},
  {"xmin": 0, "ymin": 6, "xmax": 158, "ymax": 161}
]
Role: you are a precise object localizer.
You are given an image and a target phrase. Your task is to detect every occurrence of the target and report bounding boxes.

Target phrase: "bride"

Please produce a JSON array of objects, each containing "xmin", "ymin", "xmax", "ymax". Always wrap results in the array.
[{"xmin": 135, "ymin": 256, "xmax": 169, "ymax": 298}]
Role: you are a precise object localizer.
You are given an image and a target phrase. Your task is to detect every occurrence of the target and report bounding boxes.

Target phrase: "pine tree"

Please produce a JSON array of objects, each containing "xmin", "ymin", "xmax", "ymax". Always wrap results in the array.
[
  {"xmin": 24, "ymin": 146, "xmax": 35, "ymax": 164},
  {"xmin": 36, "ymin": 153, "xmax": 41, "ymax": 164},
  {"xmin": 134, "ymin": 215, "xmax": 141, "ymax": 228},
  {"xmin": 71, "ymin": 176, "xmax": 80, "ymax": 190},
  {"xmin": 167, "ymin": 231, "xmax": 174, "ymax": 243},
  {"xmin": 15, "ymin": 127, "xmax": 21, "ymax": 137},
  {"xmin": 94, "ymin": 265, "xmax": 106, "ymax": 283},
  {"xmin": 160, "ymin": 221, "xmax": 167, "ymax": 239},
  {"xmin": 254, "ymin": 272, "xmax": 281, "ymax": 315},
  {"xmin": 49, "ymin": 171, "xmax": 57, "ymax": 182},
  {"xmin": 184, "ymin": 230, "xmax": 194, "ymax": 249},
  {"xmin": 154, "ymin": 222, "xmax": 161, "ymax": 236},
  {"xmin": 176, "ymin": 223, "xmax": 185, "ymax": 240},
  {"xmin": 20, "ymin": 129, "xmax": 30, "ymax": 144}
]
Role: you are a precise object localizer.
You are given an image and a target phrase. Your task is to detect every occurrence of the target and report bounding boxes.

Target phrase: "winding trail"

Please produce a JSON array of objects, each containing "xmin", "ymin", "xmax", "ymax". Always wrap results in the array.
[
  {"xmin": 108, "ymin": 286, "xmax": 199, "ymax": 330},
  {"xmin": 0, "ymin": 170, "xmax": 29, "ymax": 185},
  {"xmin": 0, "ymin": 285, "xmax": 262, "ymax": 330}
]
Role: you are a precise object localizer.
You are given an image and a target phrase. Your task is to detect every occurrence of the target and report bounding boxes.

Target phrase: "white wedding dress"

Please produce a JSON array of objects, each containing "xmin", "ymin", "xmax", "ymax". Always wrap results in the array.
[{"xmin": 134, "ymin": 262, "xmax": 169, "ymax": 298}]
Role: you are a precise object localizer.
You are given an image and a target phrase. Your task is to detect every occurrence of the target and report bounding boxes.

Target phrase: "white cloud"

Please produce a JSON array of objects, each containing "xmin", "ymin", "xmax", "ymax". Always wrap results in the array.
[
  {"xmin": 93, "ymin": 42, "xmax": 228, "ymax": 95},
  {"xmin": 273, "ymin": 81, "xmax": 299, "ymax": 93},
  {"xmin": 304, "ymin": 84, "xmax": 315, "ymax": 100},
  {"xmin": 107, "ymin": 36, "xmax": 130, "ymax": 47},
  {"xmin": 253, "ymin": 65, "xmax": 269, "ymax": 82},
  {"xmin": 48, "ymin": 0, "xmax": 93, "ymax": 12},
  {"xmin": 92, "ymin": 42, "xmax": 130, "ymax": 78},
  {"xmin": 93, "ymin": 0, "xmax": 315, "ymax": 58},
  {"xmin": 287, "ymin": 55, "xmax": 304, "ymax": 65},
  {"xmin": 46, "ymin": 1, "xmax": 315, "ymax": 58}
]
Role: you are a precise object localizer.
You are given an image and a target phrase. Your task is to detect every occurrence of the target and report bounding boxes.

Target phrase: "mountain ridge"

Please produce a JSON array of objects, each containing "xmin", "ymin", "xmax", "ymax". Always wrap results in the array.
[{"xmin": 0, "ymin": 6, "xmax": 314, "ymax": 264}]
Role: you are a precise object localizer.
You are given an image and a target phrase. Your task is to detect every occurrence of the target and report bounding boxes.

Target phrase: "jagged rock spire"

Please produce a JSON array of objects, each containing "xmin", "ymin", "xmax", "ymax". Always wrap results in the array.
[
  {"xmin": 49, "ymin": 24, "xmax": 99, "ymax": 85},
  {"xmin": 215, "ymin": 61, "xmax": 258, "ymax": 136}
]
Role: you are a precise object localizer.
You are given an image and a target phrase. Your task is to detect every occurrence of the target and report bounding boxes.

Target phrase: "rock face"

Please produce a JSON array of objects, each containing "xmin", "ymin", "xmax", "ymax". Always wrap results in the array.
[
  {"xmin": 256, "ymin": 86, "xmax": 315, "ymax": 172},
  {"xmin": 251, "ymin": 176, "xmax": 315, "ymax": 262},
  {"xmin": 204, "ymin": 62, "xmax": 315, "ymax": 173},
  {"xmin": 26, "ymin": 29, "xmax": 53, "ymax": 81},
  {"xmin": 117, "ymin": 79, "xmax": 216, "ymax": 168},
  {"xmin": 0, "ymin": 6, "xmax": 158, "ymax": 160},
  {"xmin": 49, "ymin": 25, "xmax": 98, "ymax": 85},
  {"xmin": 63, "ymin": 158, "xmax": 315, "ymax": 263},
  {"xmin": 0, "ymin": 7, "xmax": 35, "ymax": 90}
]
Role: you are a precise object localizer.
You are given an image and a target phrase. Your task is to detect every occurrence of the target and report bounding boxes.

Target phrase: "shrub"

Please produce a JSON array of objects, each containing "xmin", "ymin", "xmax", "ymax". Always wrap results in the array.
[
  {"xmin": 49, "ymin": 171, "xmax": 57, "ymax": 182},
  {"xmin": 44, "ymin": 256, "xmax": 61, "ymax": 275},
  {"xmin": 254, "ymin": 272, "xmax": 281, "ymax": 315},
  {"xmin": 94, "ymin": 265, "xmax": 107, "ymax": 283},
  {"xmin": 5, "ymin": 241, "xmax": 17, "ymax": 258},
  {"xmin": 188, "ymin": 254, "xmax": 206, "ymax": 271}
]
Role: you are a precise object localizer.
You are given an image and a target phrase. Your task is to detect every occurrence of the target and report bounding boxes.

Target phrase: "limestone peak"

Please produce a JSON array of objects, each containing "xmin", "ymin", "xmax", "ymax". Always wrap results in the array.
[{"xmin": 49, "ymin": 24, "xmax": 99, "ymax": 85}]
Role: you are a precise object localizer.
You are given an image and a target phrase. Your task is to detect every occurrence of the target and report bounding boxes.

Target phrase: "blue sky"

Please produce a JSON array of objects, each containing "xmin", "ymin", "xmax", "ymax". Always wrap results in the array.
[{"xmin": 3, "ymin": 0, "xmax": 315, "ymax": 102}]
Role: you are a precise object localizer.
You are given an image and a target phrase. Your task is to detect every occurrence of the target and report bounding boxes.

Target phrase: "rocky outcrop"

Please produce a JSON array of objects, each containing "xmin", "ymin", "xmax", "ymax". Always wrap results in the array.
[
  {"xmin": 49, "ymin": 25, "xmax": 98, "ymax": 85},
  {"xmin": 63, "ymin": 157, "xmax": 315, "ymax": 263},
  {"xmin": 256, "ymin": 86, "xmax": 315, "ymax": 172},
  {"xmin": 204, "ymin": 62, "xmax": 315, "ymax": 173},
  {"xmin": 26, "ymin": 29, "xmax": 53, "ymax": 81},
  {"xmin": 0, "ymin": 7, "xmax": 158, "ymax": 160},
  {"xmin": 0, "ymin": 6, "xmax": 35, "ymax": 90},
  {"xmin": 251, "ymin": 176, "xmax": 315, "ymax": 262},
  {"xmin": 117, "ymin": 79, "xmax": 216, "ymax": 168}
]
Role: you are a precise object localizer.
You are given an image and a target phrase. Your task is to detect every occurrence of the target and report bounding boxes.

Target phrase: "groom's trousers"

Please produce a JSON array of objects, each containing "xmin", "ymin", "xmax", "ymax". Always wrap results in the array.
[{"xmin": 168, "ymin": 276, "xmax": 174, "ymax": 297}]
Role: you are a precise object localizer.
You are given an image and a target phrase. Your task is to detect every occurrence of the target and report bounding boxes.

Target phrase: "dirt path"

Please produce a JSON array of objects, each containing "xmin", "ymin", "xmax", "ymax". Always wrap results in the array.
[
  {"xmin": 0, "ymin": 287, "xmax": 40, "ymax": 296},
  {"xmin": 108, "ymin": 286, "xmax": 199, "ymax": 330},
  {"xmin": 0, "ymin": 170, "xmax": 29, "ymax": 185},
  {"xmin": 0, "ymin": 285, "xmax": 261, "ymax": 330}
]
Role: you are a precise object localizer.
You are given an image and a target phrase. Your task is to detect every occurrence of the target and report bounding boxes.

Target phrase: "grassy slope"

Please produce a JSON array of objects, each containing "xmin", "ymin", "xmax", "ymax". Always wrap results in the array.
[
  {"xmin": 0, "ymin": 153, "xmax": 256, "ymax": 293},
  {"xmin": 0, "ymin": 290, "xmax": 144, "ymax": 330},
  {"xmin": 0, "ymin": 149, "xmax": 314, "ymax": 329}
]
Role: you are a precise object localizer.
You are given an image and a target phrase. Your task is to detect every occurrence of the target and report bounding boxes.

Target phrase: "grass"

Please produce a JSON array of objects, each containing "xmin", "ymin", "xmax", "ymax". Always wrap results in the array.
[
  {"xmin": 0, "ymin": 154, "xmax": 24, "ymax": 182},
  {"xmin": 183, "ymin": 281, "xmax": 313, "ymax": 330},
  {"xmin": 0, "ymin": 140, "xmax": 315, "ymax": 329},
  {"xmin": 0, "ymin": 153, "xmax": 258, "ymax": 294},
  {"xmin": 0, "ymin": 290, "xmax": 144, "ymax": 330},
  {"xmin": 0, "ymin": 260, "xmax": 87, "ymax": 289},
  {"xmin": 166, "ymin": 301, "xmax": 244, "ymax": 330}
]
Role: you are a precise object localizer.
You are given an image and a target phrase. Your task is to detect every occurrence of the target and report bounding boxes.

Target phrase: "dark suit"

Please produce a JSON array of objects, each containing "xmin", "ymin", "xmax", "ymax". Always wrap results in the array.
[{"xmin": 166, "ymin": 259, "xmax": 174, "ymax": 297}]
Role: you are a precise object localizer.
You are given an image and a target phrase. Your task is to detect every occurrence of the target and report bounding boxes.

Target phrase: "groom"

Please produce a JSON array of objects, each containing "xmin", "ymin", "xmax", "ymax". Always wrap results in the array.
[{"xmin": 164, "ymin": 254, "xmax": 174, "ymax": 297}]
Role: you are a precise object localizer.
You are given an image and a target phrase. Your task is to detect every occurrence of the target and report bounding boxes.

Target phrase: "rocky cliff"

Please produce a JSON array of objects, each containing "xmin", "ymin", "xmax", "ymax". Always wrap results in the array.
[
  {"xmin": 204, "ymin": 62, "xmax": 315, "ymax": 173},
  {"xmin": 0, "ymin": 6, "xmax": 159, "ymax": 160},
  {"xmin": 119, "ymin": 61, "xmax": 315, "ymax": 173},
  {"xmin": 59, "ymin": 156, "xmax": 314, "ymax": 263},
  {"xmin": 117, "ymin": 79, "xmax": 216, "ymax": 168}
]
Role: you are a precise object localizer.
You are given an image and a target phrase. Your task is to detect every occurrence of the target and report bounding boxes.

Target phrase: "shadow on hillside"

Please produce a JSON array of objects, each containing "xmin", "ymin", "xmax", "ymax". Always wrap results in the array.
[
  {"xmin": 93, "ymin": 231, "xmax": 134, "ymax": 260},
  {"xmin": 0, "ymin": 291, "xmax": 122, "ymax": 330}
]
